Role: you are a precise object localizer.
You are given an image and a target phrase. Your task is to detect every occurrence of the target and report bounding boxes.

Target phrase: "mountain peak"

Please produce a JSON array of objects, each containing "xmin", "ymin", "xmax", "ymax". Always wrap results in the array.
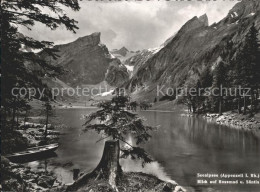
[
  {"xmin": 120, "ymin": 46, "xmax": 129, "ymax": 52},
  {"xmin": 199, "ymin": 14, "xmax": 209, "ymax": 26},
  {"xmin": 179, "ymin": 16, "xmax": 207, "ymax": 33},
  {"xmin": 75, "ymin": 32, "xmax": 101, "ymax": 46},
  {"xmin": 111, "ymin": 46, "xmax": 129, "ymax": 57}
]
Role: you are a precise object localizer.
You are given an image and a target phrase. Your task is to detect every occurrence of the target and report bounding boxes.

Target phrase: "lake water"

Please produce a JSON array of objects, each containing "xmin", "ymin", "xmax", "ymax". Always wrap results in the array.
[{"xmin": 26, "ymin": 108, "xmax": 260, "ymax": 191}]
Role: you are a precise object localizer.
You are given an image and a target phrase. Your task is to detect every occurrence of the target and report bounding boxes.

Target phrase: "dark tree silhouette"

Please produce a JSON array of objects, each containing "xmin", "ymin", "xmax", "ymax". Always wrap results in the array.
[
  {"xmin": 212, "ymin": 60, "xmax": 226, "ymax": 115},
  {"xmin": 1, "ymin": 0, "xmax": 80, "ymax": 127},
  {"xmin": 233, "ymin": 24, "xmax": 259, "ymax": 114},
  {"xmin": 200, "ymin": 65, "xmax": 213, "ymax": 88}
]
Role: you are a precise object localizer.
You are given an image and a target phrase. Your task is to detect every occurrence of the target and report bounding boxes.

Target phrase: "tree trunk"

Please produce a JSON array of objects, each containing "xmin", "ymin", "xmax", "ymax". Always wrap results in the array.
[
  {"xmin": 96, "ymin": 140, "xmax": 121, "ymax": 189},
  {"xmin": 67, "ymin": 140, "xmax": 122, "ymax": 192},
  {"xmin": 12, "ymin": 106, "xmax": 16, "ymax": 130},
  {"xmin": 16, "ymin": 113, "xmax": 19, "ymax": 129},
  {"xmin": 256, "ymin": 89, "xmax": 259, "ymax": 112},
  {"xmin": 219, "ymin": 98, "xmax": 222, "ymax": 115},
  {"xmin": 45, "ymin": 108, "xmax": 49, "ymax": 142},
  {"xmin": 243, "ymin": 94, "xmax": 246, "ymax": 115},
  {"xmin": 237, "ymin": 96, "xmax": 241, "ymax": 114},
  {"xmin": 2, "ymin": 108, "xmax": 7, "ymax": 129},
  {"xmin": 187, "ymin": 102, "xmax": 192, "ymax": 113},
  {"xmin": 24, "ymin": 109, "xmax": 27, "ymax": 126},
  {"xmin": 250, "ymin": 89, "xmax": 254, "ymax": 114},
  {"xmin": 192, "ymin": 103, "xmax": 196, "ymax": 113}
]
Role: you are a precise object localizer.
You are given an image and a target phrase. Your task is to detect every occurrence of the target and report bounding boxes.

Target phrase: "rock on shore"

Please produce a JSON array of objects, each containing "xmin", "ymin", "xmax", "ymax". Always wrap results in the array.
[
  {"xmin": 203, "ymin": 112, "xmax": 260, "ymax": 137},
  {"xmin": 17, "ymin": 121, "xmax": 60, "ymax": 147},
  {"xmin": 1, "ymin": 157, "xmax": 61, "ymax": 191}
]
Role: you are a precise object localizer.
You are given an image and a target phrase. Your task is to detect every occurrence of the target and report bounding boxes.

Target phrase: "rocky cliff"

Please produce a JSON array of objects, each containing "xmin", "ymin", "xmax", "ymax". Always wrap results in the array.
[
  {"xmin": 126, "ymin": 0, "xmax": 260, "ymax": 101},
  {"xmin": 105, "ymin": 58, "xmax": 129, "ymax": 87},
  {"xmin": 45, "ymin": 32, "xmax": 112, "ymax": 86},
  {"xmin": 40, "ymin": 32, "xmax": 129, "ymax": 88}
]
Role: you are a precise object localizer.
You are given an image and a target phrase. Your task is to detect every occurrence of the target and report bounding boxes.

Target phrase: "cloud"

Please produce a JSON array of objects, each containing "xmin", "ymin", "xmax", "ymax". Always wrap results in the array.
[{"xmin": 19, "ymin": 1, "xmax": 237, "ymax": 51}]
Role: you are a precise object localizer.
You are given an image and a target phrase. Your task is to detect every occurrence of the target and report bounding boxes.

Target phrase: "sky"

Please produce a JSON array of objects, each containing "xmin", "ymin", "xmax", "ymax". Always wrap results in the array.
[{"xmin": 19, "ymin": 1, "xmax": 238, "ymax": 51}]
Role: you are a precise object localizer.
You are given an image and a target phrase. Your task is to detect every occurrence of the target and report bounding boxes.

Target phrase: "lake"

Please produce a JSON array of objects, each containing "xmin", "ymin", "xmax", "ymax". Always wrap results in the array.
[{"xmin": 25, "ymin": 108, "xmax": 260, "ymax": 191}]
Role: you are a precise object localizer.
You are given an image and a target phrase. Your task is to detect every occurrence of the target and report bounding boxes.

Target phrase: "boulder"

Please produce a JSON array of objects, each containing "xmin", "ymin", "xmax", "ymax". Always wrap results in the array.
[
  {"xmin": 37, "ymin": 175, "xmax": 56, "ymax": 188},
  {"xmin": 163, "ymin": 182, "xmax": 176, "ymax": 191}
]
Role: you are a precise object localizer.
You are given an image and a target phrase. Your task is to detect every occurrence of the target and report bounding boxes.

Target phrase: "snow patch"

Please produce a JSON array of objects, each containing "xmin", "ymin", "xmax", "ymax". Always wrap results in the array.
[
  {"xmin": 10, "ymin": 23, "xmax": 18, "ymax": 28},
  {"xmin": 230, "ymin": 20, "xmax": 239, "ymax": 25},
  {"xmin": 20, "ymin": 44, "xmax": 28, "ymax": 52},
  {"xmin": 125, "ymin": 65, "xmax": 134, "ymax": 72},
  {"xmin": 20, "ymin": 44, "xmax": 40, "ymax": 53},
  {"xmin": 148, "ymin": 45, "xmax": 164, "ymax": 55},
  {"xmin": 248, "ymin": 13, "xmax": 255, "ymax": 17},
  {"xmin": 109, "ymin": 53, "xmax": 115, "ymax": 59},
  {"xmin": 96, "ymin": 89, "xmax": 114, "ymax": 97},
  {"xmin": 233, "ymin": 12, "xmax": 238, "ymax": 17}
]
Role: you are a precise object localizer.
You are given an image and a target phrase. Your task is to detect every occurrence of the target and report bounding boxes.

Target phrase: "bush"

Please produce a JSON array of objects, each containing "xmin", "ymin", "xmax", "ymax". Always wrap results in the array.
[{"xmin": 2, "ymin": 130, "xmax": 29, "ymax": 155}]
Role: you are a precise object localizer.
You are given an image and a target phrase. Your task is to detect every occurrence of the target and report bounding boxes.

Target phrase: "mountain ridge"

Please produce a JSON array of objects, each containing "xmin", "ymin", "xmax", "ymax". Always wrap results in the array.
[{"xmin": 125, "ymin": 0, "xmax": 260, "ymax": 101}]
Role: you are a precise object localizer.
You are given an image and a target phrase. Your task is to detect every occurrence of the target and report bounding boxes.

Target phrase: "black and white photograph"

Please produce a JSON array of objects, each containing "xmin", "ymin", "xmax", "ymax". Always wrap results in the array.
[{"xmin": 1, "ymin": 0, "xmax": 260, "ymax": 191}]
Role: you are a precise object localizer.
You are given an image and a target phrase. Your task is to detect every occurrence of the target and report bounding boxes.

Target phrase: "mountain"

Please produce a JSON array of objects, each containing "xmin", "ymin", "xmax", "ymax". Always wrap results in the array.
[
  {"xmin": 40, "ymin": 32, "xmax": 129, "ymax": 88},
  {"xmin": 105, "ymin": 58, "xmax": 129, "ymax": 87},
  {"xmin": 110, "ymin": 47, "xmax": 138, "ymax": 62},
  {"xmin": 124, "ymin": 48, "xmax": 162, "ymax": 77},
  {"xmin": 111, "ymin": 47, "xmax": 129, "ymax": 57},
  {"xmin": 125, "ymin": 0, "xmax": 260, "ymax": 101}
]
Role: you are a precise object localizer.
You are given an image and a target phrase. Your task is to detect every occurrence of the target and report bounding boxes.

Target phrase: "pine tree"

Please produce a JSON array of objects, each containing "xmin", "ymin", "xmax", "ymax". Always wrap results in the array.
[
  {"xmin": 233, "ymin": 23, "xmax": 259, "ymax": 114},
  {"xmin": 212, "ymin": 60, "xmax": 226, "ymax": 115},
  {"xmin": 82, "ymin": 94, "xmax": 155, "ymax": 187},
  {"xmin": 177, "ymin": 81, "xmax": 198, "ymax": 113},
  {"xmin": 256, "ymin": 32, "xmax": 260, "ymax": 111},
  {"xmin": 21, "ymin": 102, "xmax": 32, "ymax": 127},
  {"xmin": 200, "ymin": 65, "xmax": 213, "ymax": 88},
  {"xmin": 233, "ymin": 48, "xmax": 244, "ymax": 114},
  {"xmin": 244, "ymin": 24, "xmax": 259, "ymax": 113},
  {"xmin": 42, "ymin": 100, "xmax": 53, "ymax": 143}
]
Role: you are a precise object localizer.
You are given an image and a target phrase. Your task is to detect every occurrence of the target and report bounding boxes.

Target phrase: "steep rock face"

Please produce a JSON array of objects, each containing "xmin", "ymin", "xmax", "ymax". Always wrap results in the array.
[
  {"xmin": 220, "ymin": 0, "xmax": 260, "ymax": 25},
  {"xmin": 179, "ymin": 15, "xmax": 208, "ymax": 33},
  {"xmin": 42, "ymin": 32, "xmax": 115, "ymax": 86},
  {"xmin": 124, "ymin": 49, "xmax": 159, "ymax": 76},
  {"xmin": 126, "ymin": 0, "xmax": 260, "ymax": 101},
  {"xmin": 199, "ymin": 14, "xmax": 209, "ymax": 26},
  {"xmin": 105, "ymin": 59, "xmax": 129, "ymax": 87}
]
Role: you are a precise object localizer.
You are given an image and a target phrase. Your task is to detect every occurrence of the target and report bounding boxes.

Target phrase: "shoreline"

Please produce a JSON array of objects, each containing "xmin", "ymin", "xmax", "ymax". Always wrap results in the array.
[
  {"xmin": 180, "ymin": 109, "xmax": 260, "ymax": 138},
  {"xmin": 55, "ymin": 104, "xmax": 260, "ymax": 135},
  {"xmin": 203, "ymin": 112, "xmax": 260, "ymax": 129},
  {"xmin": 56, "ymin": 103, "xmax": 260, "ymax": 137}
]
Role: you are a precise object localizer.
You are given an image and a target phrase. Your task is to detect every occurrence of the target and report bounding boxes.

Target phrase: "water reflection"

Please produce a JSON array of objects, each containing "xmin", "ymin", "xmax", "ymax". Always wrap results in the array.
[
  {"xmin": 140, "ymin": 111, "xmax": 260, "ymax": 191},
  {"xmin": 24, "ymin": 109, "xmax": 260, "ymax": 191}
]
